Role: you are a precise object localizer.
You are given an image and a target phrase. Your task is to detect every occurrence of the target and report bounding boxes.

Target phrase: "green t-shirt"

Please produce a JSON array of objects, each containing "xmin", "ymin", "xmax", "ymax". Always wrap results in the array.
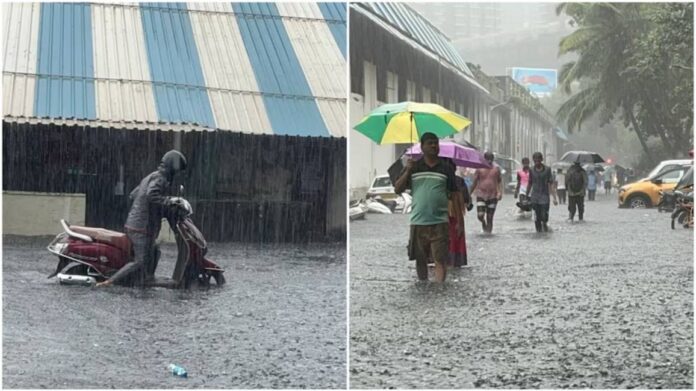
[{"xmin": 405, "ymin": 159, "xmax": 457, "ymax": 225}]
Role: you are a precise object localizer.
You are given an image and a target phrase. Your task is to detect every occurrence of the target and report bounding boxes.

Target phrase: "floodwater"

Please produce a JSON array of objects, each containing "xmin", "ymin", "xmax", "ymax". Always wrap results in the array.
[
  {"xmin": 3, "ymin": 239, "xmax": 346, "ymax": 389},
  {"xmin": 350, "ymin": 194, "xmax": 693, "ymax": 388}
]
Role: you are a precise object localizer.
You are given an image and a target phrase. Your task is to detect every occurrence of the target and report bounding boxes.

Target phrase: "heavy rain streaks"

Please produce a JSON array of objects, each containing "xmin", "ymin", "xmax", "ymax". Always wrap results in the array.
[
  {"xmin": 3, "ymin": 239, "xmax": 346, "ymax": 388},
  {"xmin": 350, "ymin": 197, "xmax": 693, "ymax": 388}
]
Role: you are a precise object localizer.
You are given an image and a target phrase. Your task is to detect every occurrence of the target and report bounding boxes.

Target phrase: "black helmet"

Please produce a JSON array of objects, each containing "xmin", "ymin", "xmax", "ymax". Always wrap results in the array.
[{"xmin": 161, "ymin": 150, "xmax": 187, "ymax": 175}]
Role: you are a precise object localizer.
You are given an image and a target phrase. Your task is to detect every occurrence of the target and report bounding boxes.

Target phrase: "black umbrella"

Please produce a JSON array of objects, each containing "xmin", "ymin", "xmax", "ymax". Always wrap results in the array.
[
  {"xmin": 560, "ymin": 150, "xmax": 605, "ymax": 164},
  {"xmin": 387, "ymin": 157, "xmax": 405, "ymax": 187},
  {"xmin": 460, "ymin": 140, "xmax": 479, "ymax": 150}
]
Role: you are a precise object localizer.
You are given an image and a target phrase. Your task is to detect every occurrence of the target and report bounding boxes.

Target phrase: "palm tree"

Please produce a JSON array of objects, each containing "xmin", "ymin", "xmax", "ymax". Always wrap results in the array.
[{"xmin": 555, "ymin": 3, "xmax": 660, "ymax": 161}]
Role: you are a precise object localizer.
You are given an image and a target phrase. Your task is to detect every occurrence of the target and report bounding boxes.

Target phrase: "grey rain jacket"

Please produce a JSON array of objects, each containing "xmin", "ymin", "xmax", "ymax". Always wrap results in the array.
[{"xmin": 124, "ymin": 164, "xmax": 173, "ymax": 236}]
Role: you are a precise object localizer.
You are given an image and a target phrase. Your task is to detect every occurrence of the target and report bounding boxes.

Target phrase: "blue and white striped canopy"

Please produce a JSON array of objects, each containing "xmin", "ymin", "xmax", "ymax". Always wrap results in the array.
[{"xmin": 2, "ymin": 2, "xmax": 346, "ymax": 137}]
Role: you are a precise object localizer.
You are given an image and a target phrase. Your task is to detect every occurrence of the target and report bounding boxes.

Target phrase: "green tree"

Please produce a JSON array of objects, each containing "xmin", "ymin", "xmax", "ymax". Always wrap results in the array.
[{"xmin": 555, "ymin": 2, "xmax": 693, "ymax": 163}]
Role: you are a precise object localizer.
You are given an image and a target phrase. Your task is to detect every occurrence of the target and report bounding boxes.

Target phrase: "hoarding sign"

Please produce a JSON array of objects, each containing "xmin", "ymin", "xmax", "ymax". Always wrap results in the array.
[{"xmin": 510, "ymin": 68, "xmax": 557, "ymax": 96}]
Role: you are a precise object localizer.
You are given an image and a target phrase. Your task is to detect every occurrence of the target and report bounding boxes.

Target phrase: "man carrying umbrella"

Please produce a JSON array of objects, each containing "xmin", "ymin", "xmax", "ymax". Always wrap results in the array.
[
  {"xmin": 566, "ymin": 161, "xmax": 588, "ymax": 222},
  {"xmin": 395, "ymin": 132, "xmax": 464, "ymax": 283}
]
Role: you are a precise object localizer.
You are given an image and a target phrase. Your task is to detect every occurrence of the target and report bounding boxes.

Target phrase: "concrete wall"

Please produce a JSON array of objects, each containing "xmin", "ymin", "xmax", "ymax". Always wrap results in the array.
[
  {"xmin": 3, "ymin": 191, "xmax": 192, "ymax": 244},
  {"xmin": 3, "ymin": 191, "xmax": 86, "ymax": 236}
]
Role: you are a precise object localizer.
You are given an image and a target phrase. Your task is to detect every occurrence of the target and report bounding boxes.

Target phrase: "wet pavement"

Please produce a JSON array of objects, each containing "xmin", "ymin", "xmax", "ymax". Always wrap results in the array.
[
  {"xmin": 350, "ymin": 194, "xmax": 693, "ymax": 388},
  {"xmin": 3, "ymin": 239, "xmax": 346, "ymax": 389}
]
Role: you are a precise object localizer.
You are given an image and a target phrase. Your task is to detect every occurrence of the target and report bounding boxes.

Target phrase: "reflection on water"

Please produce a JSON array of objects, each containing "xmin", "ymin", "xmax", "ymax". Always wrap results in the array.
[
  {"xmin": 3, "ymin": 241, "xmax": 346, "ymax": 389},
  {"xmin": 350, "ymin": 198, "xmax": 693, "ymax": 389}
]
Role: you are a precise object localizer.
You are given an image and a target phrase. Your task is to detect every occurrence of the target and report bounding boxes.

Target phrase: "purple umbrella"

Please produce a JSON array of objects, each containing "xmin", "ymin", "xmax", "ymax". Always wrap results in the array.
[{"xmin": 405, "ymin": 141, "xmax": 491, "ymax": 168}]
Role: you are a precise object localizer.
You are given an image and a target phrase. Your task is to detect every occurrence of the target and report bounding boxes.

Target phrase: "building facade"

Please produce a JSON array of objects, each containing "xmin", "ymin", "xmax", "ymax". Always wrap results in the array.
[
  {"xmin": 349, "ymin": 2, "xmax": 565, "ymax": 199},
  {"xmin": 349, "ymin": 2, "xmax": 490, "ymax": 199}
]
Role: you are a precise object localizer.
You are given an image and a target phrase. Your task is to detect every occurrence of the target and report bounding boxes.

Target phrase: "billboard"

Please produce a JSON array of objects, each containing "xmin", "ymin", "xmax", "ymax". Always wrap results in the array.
[{"xmin": 510, "ymin": 68, "xmax": 557, "ymax": 97}]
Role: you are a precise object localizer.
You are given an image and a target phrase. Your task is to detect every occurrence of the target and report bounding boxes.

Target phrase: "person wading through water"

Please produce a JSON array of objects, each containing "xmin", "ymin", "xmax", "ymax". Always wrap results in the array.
[
  {"xmin": 470, "ymin": 152, "xmax": 502, "ymax": 233},
  {"xmin": 566, "ymin": 160, "xmax": 588, "ymax": 222},
  {"xmin": 525, "ymin": 152, "xmax": 558, "ymax": 232},
  {"xmin": 96, "ymin": 150, "xmax": 187, "ymax": 287},
  {"xmin": 395, "ymin": 133, "xmax": 463, "ymax": 282}
]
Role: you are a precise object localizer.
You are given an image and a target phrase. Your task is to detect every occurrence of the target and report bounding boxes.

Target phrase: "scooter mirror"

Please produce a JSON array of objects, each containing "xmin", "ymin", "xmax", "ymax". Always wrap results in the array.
[{"xmin": 179, "ymin": 185, "xmax": 184, "ymax": 196}]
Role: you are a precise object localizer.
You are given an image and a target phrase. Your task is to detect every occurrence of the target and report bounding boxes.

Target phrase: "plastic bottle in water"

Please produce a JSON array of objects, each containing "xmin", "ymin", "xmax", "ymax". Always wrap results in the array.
[{"xmin": 168, "ymin": 364, "xmax": 187, "ymax": 378}]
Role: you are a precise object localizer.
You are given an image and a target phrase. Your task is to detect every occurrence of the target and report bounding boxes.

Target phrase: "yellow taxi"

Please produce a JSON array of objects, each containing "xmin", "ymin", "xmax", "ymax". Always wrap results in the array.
[{"xmin": 618, "ymin": 160, "xmax": 692, "ymax": 208}]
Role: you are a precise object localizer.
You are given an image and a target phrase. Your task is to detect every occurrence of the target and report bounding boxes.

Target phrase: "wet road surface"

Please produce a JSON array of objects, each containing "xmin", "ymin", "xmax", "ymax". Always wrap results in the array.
[
  {"xmin": 350, "ymin": 194, "xmax": 693, "ymax": 388},
  {"xmin": 3, "ymin": 239, "xmax": 346, "ymax": 389}
]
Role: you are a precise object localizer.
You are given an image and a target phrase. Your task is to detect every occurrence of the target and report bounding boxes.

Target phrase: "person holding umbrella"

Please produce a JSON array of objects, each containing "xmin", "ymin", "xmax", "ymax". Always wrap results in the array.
[
  {"xmin": 587, "ymin": 167, "xmax": 598, "ymax": 201},
  {"xmin": 395, "ymin": 132, "xmax": 464, "ymax": 282},
  {"xmin": 566, "ymin": 161, "xmax": 588, "ymax": 221},
  {"xmin": 354, "ymin": 101, "xmax": 473, "ymax": 281}
]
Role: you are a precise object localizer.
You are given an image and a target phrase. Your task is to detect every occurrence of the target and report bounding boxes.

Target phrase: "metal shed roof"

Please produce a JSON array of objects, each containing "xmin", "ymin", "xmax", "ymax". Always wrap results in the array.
[
  {"xmin": 355, "ymin": 2, "xmax": 475, "ymax": 80},
  {"xmin": 2, "ymin": 2, "xmax": 346, "ymax": 137}
]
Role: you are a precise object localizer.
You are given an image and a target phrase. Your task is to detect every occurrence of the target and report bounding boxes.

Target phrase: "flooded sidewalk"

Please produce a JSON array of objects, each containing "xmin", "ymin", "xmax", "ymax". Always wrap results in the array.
[
  {"xmin": 350, "ymin": 197, "xmax": 693, "ymax": 388},
  {"xmin": 3, "ymin": 239, "xmax": 346, "ymax": 389}
]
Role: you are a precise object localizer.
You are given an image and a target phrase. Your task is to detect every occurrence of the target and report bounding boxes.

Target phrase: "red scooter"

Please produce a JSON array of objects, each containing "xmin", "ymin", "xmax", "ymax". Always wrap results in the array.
[{"xmin": 46, "ymin": 197, "xmax": 225, "ymax": 288}]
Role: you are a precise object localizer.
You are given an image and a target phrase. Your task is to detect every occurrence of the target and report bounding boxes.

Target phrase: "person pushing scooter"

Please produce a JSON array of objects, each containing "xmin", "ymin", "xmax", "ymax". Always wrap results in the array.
[{"xmin": 96, "ymin": 150, "xmax": 187, "ymax": 287}]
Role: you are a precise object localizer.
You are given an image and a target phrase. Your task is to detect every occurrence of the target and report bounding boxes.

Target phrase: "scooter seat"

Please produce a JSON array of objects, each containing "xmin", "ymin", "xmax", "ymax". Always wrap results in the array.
[{"xmin": 70, "ymin": 225, "xmax": 132, "ymax": 256}]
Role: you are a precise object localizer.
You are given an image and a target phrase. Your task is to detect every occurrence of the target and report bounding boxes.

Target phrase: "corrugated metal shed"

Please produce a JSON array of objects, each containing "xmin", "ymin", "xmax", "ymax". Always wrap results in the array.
[
  {"xmin": 353, "ymin": 2, "xmax": 488, "ymax": 96},
  {"xmin": 358, "ymin": 2, "xmax": 475, "ymax": 79},
  {"xmin": 231, "ymin": 2, "xmax": 330, "ymax": 137},
  {"xmin": 140, "ymin": 2, "xmax": 215, "ymax": 127},
  {"xmin": 2, "ymin": 2, "xmax": 40, "ymax": 118},
  {"xmin": 2, "ymin": 2, "xmax": 346, "ymax": 137},
  {"xmin": 276, "ymin": 2, "xmax": 346, "ymax": 137},
  {"xmin": 92, "ymin": 2, "xmax": 158, "ymax": 124},
  {"xmin": 35, "ymin": 3, "xmax": 96, "ymax": 120},
  {"xmin": 187, "ymin": 2, "xmax": 272, "ymax": 135},
  {"xmin": 317, "ymin": 3, "xmax": 347, "ymax": 58}
]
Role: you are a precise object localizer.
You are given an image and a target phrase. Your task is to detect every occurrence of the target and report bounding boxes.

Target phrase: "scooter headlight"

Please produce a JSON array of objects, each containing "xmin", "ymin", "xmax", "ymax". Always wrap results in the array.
[
  {"xmin": 180, "ymin": 199, "xmax": 193, "ymax": 215},
  {"xmin": 170, "ymin": 197, "xmax": 193, "ymax": 216}
]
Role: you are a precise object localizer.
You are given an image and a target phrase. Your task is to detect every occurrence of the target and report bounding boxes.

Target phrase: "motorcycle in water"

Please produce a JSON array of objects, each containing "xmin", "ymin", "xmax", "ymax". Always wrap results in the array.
[
  {"xmin": 671, "ymin": 190, "xmax": 694, "ymax": 230},
  {"xmin": 365, "ymin": 196, "xmax": 393, "ymax": 214},
  {"xmin": 657, "ymin": 189, "xmax": 677, "ymax": 213},
  {"xmin": 399, "ymin": 193, "xmax": 413, "ymax": 214},
  {"xmin": 349, "ymin": 199, "xmax": 368, "ymax": 221},
  {"xmin": 46, "ymin": 197, "xmax": 225, "ymax": 288}
]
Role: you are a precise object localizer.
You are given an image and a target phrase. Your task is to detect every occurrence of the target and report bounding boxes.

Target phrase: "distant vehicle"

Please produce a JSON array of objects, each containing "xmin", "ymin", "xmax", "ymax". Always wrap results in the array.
[
  {"xmin": 646, "ymin": 159, "xmax": 693, "ymax": 179},
  {"xmin": 618, "ymin": 160, "xmax": 692, "ymax": 208},
  {"xmin": 367, "ymin": 174, "xmax": 397, "ymax": 200}
]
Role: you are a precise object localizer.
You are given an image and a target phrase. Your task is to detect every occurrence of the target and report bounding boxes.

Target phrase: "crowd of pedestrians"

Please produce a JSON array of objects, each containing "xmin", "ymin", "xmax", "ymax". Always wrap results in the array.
[{"xmin": 395, "ymin": 133, "xmax": 615, "ymax": 282}]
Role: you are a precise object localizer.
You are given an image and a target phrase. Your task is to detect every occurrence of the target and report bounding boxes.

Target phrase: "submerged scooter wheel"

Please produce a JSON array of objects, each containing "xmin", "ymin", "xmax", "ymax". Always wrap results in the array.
[
  {"xmin": 196, "ymin": 270, "xmax": 225, "ymax": 287},
  {"xmin": 211, "ymin": 271, "xmax": 226, "ymax": 285}
]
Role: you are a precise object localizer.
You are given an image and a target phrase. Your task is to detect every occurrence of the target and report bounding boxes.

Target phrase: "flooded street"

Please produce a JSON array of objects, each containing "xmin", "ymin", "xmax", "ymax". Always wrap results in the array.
[
  {"xmin": 350, "ymin": 195, "xmax": 693, "ymax": 388},
  {"xmin": 3, "ymin": 240, "xmax": 346, "ymax": 389}
]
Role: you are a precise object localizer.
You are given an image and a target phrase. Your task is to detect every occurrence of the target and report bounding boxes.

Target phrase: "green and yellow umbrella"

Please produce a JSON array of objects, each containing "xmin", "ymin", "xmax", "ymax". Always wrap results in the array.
[{"xmin": 353, "ymin": 101, "xmax": 472, "ymax": 144}]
